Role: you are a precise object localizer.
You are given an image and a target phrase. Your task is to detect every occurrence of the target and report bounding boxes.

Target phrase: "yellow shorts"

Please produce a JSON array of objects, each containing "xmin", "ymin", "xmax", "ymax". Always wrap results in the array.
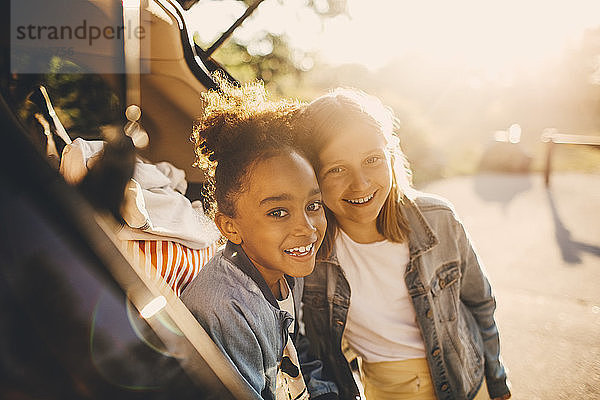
[{"xmin": 360, "ymin": 357, "xmax": 489, "ymax": 400}]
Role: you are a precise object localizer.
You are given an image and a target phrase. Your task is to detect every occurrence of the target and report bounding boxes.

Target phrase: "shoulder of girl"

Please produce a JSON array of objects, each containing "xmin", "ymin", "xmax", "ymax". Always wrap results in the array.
[{"xmin": 410, "ymin": 190, "xmax": 456, "ymax": 214}]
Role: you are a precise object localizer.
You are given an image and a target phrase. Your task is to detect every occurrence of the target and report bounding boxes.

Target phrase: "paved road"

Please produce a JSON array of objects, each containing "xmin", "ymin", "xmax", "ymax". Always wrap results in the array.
[{"xmin": 421, "ymin": 173, "xmax": 600, "ymax": 399}]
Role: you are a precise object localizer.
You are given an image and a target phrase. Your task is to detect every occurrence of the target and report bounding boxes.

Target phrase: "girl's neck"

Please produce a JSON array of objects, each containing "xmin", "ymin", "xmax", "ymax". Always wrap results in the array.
[
  {"xmin": 338, "ymin": 220, "xmax": 385, "ymax": 244},
  {"xmin": 267, "ymin": 278, "xmax": 283, "ymax": 300},
  {"xmin": 242, "ymin": 246, "xmax": 286, "ymax": 299},
  {"xmin": 253, "ymin": 263, "xmax": 285, "ymax": 299}
]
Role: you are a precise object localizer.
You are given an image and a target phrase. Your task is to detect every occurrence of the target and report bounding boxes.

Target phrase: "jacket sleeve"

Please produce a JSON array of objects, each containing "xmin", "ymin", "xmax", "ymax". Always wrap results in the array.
[
  {"xmin": 181, "ymin": 291, "xmax": 268, "ymax": 400},
  {"xmin": 295, "ymin": 333, "xmax": 339, "ymax": 400},
  {"xmin": 453, "ymin": 214, "xmax": 511, "ymax": 399}
]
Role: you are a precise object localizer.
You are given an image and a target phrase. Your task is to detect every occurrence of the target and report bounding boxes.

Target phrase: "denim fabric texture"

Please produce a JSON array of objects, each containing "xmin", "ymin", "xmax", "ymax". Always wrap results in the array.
[
  {"xmin": 301, "ymin": 190, "xmax": 510, "ymax": 400},
  {"xmin": 181, "ymin": 241, "xmax": 339, "ymax": 400}
]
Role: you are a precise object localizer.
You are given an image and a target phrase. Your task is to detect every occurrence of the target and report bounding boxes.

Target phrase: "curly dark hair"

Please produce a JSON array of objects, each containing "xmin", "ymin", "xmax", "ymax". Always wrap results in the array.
[{"xmin": 192, "ymin": 76, "xmax": 305, "ymax": 218}]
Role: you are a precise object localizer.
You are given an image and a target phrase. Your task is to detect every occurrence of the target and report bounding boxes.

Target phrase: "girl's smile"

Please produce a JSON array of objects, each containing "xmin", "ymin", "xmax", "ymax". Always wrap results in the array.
[
  {"xmin": 343, "ymin": 191, "xmax": 377, "ymax": 205},
  {"xmin": 283, "ymin": 241, "xmax": 317, "ymax": 257}
]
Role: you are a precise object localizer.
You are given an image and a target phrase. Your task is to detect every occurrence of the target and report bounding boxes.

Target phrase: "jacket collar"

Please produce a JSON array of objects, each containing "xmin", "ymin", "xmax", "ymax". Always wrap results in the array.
[
  {"xmin": 222, "ymin": 241, "xmax": 295, "ymax": 310},
  {"xmin": 401, "ymin": 192, "xmax": 439, "ymax": 257}
]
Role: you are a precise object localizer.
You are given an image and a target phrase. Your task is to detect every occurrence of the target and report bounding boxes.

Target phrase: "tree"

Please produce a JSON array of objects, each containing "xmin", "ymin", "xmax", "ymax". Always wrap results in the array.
[{"xmin": 188, "ymin": 0, "xmax": 348, "ymax": 94}]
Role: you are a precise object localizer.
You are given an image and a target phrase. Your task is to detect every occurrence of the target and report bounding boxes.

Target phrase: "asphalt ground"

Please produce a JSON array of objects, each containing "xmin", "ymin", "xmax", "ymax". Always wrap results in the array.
[{"xmin": 421, "ymin": 173, "xmax": 600, "ymax": 399}]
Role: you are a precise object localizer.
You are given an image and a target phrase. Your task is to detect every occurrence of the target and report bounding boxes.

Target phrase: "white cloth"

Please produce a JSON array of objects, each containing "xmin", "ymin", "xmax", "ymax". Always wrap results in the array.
[
  {"xmin": 117, "ymin": 157, "xmax": 220, "ymax": 249},
  {"xmin": 59, "ymin": 138, "xmax": 220, "ymax": 249},
  {"xmin": 277, "ymin": 278, "xmax": 296, "ymax": 335},
  {"xmin": 335, "ymin": 229, "xmax": 426, "ymax": 363}
]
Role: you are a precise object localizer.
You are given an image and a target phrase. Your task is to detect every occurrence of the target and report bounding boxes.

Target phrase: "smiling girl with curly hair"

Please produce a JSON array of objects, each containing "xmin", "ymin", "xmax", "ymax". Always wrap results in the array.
[{"xmin": 181, "ymin": 77, "xmax": 338, "ymax": 400}]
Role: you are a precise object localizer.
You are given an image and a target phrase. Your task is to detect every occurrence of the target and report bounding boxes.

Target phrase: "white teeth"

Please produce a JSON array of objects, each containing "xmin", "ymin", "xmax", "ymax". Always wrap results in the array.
[
  {"xmin": 285, "ymin": 243, "xmax": 314, "ymax": 256},
  {"xmin": 346, "ymin": 193, "xmax": 374, "ymax": 204}
]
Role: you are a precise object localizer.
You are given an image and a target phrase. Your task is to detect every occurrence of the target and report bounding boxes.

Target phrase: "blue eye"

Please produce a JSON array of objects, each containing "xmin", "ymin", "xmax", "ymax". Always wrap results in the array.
[
  {"xmin": 267, "ymin": 209, "xmax": 288, "ymax": 218},
  {"xmin": 307, "ymin": 200, "xmax": 323, "ymax": 212},
  {"xmin": 328, "ymin": 166, "xmax": 344, "ymax": 174}
]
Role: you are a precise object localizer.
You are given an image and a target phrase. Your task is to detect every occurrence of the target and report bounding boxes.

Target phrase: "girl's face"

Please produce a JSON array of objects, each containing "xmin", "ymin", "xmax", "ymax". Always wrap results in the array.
[
  {"xmin": 317, "ymin": 124, "xmax": 392, "ymax": 237},
  {"xmin": 224, "ymin": 152, "xmax": 326, "ymax": 285}
]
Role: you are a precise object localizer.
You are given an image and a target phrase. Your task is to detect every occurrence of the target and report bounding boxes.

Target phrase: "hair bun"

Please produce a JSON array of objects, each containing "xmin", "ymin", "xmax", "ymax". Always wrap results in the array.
[{"xmin": 190, "ymin": 74, "xmax": 306, "ymax": 217}]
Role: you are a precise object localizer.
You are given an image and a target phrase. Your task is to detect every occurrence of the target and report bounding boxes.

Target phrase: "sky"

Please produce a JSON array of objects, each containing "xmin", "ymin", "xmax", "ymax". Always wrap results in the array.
[{"xmin": 185, "ymin": 0, "xmax": 600, "ymax": 74}]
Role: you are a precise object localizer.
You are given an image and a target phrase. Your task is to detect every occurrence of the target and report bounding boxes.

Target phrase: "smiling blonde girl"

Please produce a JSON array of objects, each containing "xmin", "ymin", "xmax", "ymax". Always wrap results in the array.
[{"xmin": 298, "ymin": 88, "xmax": 510, "ymax": 400}]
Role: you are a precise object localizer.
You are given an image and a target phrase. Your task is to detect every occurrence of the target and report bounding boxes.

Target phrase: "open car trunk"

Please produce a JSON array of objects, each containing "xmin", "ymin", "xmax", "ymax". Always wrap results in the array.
[{"xmin": 1, "ymin": 0, "xmax": 255, "ymax": 397}]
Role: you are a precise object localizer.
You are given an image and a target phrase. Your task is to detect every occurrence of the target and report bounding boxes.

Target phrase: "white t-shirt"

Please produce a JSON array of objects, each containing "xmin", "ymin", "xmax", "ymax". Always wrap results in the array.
[
  {"xmin": 277, "ymin": 278, "xmax": 296, "ymax": 334},
  {"xmin": 335, "ymin": 229, "xmax": 426, "ymax": 363}
]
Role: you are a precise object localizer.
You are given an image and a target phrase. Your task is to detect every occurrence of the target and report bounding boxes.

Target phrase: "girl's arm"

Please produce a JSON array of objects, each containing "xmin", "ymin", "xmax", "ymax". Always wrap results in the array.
[
  {"xmin": 181, "ymin": 291, "xmax": 269, "ymax": 400},
  {"xmin": 454, "ymin": 216, "xmax": 511, "ymax": 400},
  {"xmin": 208, "ymin": 302, "xmax": 271, "ymax": 398}
]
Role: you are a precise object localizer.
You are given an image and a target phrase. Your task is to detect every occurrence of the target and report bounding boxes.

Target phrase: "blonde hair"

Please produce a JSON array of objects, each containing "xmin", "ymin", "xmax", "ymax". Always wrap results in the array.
[{"xmin": 299, "ymin": 88, "xmax": 412, "ymax": 256}]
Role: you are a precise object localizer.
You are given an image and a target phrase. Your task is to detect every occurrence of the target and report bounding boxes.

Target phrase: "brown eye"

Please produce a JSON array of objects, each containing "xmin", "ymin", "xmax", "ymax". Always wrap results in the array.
[
  {"xmin": 267, "ymin": 209, "xmax": 288, "ymax": 218},
  {"xmin": 307, "ymin": 200, "xmax": 323, "ymax": 212}
]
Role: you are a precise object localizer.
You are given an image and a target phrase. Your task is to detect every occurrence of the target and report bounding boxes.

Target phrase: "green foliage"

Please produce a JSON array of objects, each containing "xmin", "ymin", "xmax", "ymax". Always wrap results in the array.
[
  {"xmin": 12, "ymin": 56, "xmax": 121, "ymax": 140},
  {"xmin": 208, "ymin": 34, "xmax": 305, "ymax": 95},
  {"xmin": 193, "ymin": 0, "xmax": 346, "ymax": 94}
]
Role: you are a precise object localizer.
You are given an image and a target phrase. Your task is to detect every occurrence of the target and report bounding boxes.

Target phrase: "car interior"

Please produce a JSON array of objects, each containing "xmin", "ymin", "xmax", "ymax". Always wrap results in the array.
[{"xmin": 0, "ymin": 0, "xmax": 257, "ymax": 398}]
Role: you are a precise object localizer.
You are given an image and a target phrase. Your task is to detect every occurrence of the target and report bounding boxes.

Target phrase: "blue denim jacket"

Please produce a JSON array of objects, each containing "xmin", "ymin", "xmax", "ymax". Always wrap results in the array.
[
  {"xmin": 302, "ymin": 191, "xmax": 510, "ymax": 400},
  {"xmin": 181, "ymin": 241, "xmax": 339, "ymax": 400}
]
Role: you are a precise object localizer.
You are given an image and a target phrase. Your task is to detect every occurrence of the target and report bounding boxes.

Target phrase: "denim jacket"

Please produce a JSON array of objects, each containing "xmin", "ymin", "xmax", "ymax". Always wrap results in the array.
[
  {"xmin": 302, "ymin": 191, "xmax": 510, "ymax": 400},
  {"xmin": 181, "ymin": 241, "xmax": 339, "ymax": 400}
]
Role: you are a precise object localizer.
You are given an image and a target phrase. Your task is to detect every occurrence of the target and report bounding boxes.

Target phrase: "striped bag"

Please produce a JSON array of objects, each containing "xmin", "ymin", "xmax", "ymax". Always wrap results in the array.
[{"xmin": 122, "ymin": 240, "xmax": 217, "ymax": 296}]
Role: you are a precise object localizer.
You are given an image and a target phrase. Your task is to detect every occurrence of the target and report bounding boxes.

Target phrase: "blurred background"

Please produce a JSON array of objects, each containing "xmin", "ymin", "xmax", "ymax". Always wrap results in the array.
[{"xmin": 186, "ymin": 0, "xmax": 600, "ymax": 185}]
